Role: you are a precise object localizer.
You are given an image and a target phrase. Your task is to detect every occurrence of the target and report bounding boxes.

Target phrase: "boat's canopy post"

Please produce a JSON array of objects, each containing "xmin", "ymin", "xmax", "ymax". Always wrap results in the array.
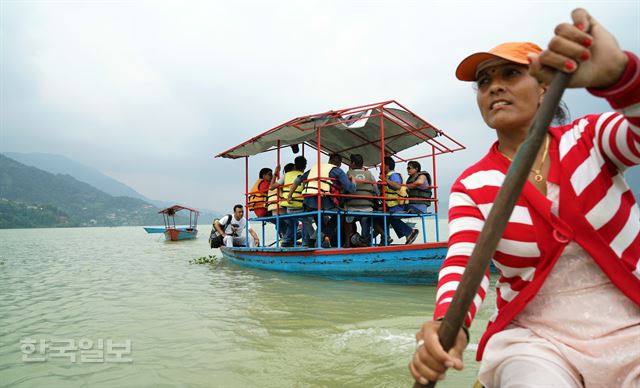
[
  {"xmin": 431, "ymin": 143, "xmax": 440, "ymax": 241},
  {"xmin": 336, "ymin": 212, "xmax": 341, "ymax": 248},
  {"xmin": 316, "ymin": 124, "xmax": 322, "ymax": 247},
  {"xmin": 431, "ymin": 143, "xmax": 438, "ymax": 215},
  {"xmin": 379, "ymin": 108, "xmax": 389, "ymax": 246},
  {"xmin": 245, "ymin": 156, "xmax": 249, "ymax": 247},
  {"xmin": 276, "ymin": 140, "xmax": 281, "ymax": 247}
]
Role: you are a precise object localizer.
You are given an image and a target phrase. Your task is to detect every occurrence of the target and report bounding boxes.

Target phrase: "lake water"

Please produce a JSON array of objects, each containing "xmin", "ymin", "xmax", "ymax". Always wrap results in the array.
[{"xmin": 0, "ymin": 226, "xmax": 495, "ymax": 387}]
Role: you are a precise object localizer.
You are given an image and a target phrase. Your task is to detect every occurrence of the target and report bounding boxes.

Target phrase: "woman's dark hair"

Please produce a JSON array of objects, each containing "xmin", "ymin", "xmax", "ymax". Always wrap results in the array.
[
  {"xmin": 259, "ymin": 168, "xmax": 272, "ymax": 180},
  {"xmin": 552, "ymin": 100, "xmax": 570, "ymax": 125},
  {"xmin": 407, "ymin": 160, "xmax": 421, "ymax": 171}
]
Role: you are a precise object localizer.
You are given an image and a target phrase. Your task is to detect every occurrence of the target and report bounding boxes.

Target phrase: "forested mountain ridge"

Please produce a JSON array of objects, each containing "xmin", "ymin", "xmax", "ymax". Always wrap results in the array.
[
  {"xmin": 5, "ymin": 152, "xmax": 149, "ymax": 200},
  {"xmin": 3, "ymin": 152, "xmax": 222, "ymax": 223},
  {"xmin": 0, "ymin": 154, "xmax": 164, "ymax": 228}
]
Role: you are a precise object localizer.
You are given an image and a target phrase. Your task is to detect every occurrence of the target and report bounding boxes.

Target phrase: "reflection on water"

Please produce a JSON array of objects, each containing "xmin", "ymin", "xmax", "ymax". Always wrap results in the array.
[{"xmin": 0, "ymin": 226, "xmax": 493, "ymax": 387}]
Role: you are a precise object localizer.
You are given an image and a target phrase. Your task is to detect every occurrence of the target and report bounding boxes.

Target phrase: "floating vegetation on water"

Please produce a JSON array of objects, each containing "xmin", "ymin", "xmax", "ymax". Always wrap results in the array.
[{"xmin": 189, "ymin": 255, "xmax": 219, "ymax": 265}]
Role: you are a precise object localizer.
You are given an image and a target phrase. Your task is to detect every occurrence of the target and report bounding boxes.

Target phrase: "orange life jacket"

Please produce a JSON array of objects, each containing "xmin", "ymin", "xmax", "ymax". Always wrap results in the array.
[{"xmin": 247, "ymin": 179, "xmax": 268, "ymax": 210}]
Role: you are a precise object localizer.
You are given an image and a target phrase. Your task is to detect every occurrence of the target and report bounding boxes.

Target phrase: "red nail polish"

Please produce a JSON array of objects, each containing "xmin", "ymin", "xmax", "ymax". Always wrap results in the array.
[
  {"xmin": 582, "ymin": 37, "xmax": 593, "ymax": 47},
  {"xmin": 576, "ymin": 22, "xmax": 585, "ymax": 31},
  {"xmin": 527, "ymin": 57, "xmax": 532, "ymax": 64},
  {"xmin": 564, "ymin": 61, "xmax": 576, "ymax": 71},
  {"xmin": 580, "ymin": 51, "xmax": 590, "ymax": 61}
]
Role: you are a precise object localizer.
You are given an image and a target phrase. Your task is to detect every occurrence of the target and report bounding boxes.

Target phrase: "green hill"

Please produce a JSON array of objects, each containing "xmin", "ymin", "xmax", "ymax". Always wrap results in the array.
[
  {"xmin": 0, "ymin": 154, "xmax": 167, "ymax": 228},
  {"xmin": 4, "ymin": 152, "xmax": 149, "ymax": 200},
  {"xmin": 0, "ymin": 200, "xmax": 73, "ymax": 228},
  {"xmin": 3, "ymin": 152, "xmax": 222, "ymax": 222}
]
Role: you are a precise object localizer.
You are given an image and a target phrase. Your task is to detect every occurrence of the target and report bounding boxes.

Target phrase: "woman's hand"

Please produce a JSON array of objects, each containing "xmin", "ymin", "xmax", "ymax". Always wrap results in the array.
[
  {"xmin": 529, "ymin": 8, "xmax": 628, "ymax": 89},
  {"xmin": 408, "ymin": 320, "xmax": 468, "ymax": 385}
]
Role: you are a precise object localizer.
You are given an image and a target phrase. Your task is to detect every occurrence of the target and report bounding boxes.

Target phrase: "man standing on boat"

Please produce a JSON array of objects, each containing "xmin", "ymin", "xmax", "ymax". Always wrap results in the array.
[
  {"xmin": 288, "ymin": 153, "xmax": 356, "ymax": 248},
  {"xmin": 215, "ymin": 205, "xmax": 260, "ymax": 248}
]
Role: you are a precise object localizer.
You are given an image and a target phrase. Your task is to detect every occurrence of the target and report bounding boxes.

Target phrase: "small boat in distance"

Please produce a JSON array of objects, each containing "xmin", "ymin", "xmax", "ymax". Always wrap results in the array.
[
  {"xmin": 151, "ymin": 205, "xmax": 200, "ymax": 241},
  {"xmin": 144, "ymin": 227, "xmax": 166, "ymax": 233},
  {"xmin": 144, "ymin": 226, "xmax": 190, "ymax": 234}
]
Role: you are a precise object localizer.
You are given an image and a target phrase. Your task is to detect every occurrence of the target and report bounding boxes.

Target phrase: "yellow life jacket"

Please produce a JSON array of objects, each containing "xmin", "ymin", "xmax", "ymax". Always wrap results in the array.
[
  {"xmin": 266, "ymin": 187, "xmax": 280, "ymax": 212},
  {"xmin": 384, "ymin": 171, "xmax": 406, "ymax": 208},
  {"xmin": 301, "ymin": 163, "xmax": 334, "ymax": 197},
  {"xmin": 247, "ymin": 179, "xmax": 268, "ymax": 210},
  {"xmin": 280, "ymin": 170, "xmax": 304, "ymax": 208}
]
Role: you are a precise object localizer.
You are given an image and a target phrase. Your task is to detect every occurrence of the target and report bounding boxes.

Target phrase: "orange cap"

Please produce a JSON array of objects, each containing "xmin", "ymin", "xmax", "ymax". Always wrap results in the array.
[{"xmin": 455, "ymin": 42, "xmax": 542, "ymax": 81}]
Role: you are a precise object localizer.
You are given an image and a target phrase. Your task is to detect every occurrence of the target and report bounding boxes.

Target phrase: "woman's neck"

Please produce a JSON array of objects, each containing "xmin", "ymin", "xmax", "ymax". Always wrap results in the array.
[{"xmin": 496, "ymin": 127, "xmax": 529, "ymax": 158}]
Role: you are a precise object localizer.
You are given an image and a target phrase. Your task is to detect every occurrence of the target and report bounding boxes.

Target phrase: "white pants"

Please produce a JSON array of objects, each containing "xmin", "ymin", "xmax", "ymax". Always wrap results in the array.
[
  {"xmin": 486, "ymin": 356, "xmax": 581, "ymax": 388},
  {"xmin": 223, "ymin": 236, "xmax": 254, "ymax": 247},
  {"xmin": 478, "ymin": 325, "xmax": 640, "ymax": 388}
]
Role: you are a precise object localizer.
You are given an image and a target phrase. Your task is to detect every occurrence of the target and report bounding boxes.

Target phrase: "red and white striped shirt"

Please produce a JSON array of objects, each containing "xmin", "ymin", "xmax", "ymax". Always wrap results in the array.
[{"xmin": 434, "ymin": 52, "xmax": 640, "ymax": 360}]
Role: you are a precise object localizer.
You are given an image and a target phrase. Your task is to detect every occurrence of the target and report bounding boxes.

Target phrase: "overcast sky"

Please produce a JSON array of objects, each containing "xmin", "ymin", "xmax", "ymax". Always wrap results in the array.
[{"xmin": 2, "ymin": 0, "xmax": 638, "ymax": 213}]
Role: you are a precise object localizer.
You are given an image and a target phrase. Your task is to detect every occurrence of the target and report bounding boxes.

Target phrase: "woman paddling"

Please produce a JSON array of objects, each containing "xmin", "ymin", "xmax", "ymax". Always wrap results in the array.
[{"xmin": 410, "ymin": 8, "xmax": 639, "ymax": 387}]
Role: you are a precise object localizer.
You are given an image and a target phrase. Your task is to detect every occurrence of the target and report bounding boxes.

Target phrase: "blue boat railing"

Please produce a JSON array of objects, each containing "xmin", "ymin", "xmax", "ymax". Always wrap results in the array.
[{"xmin": 245, "ymin": 209, "xmax": 439, "ymax": 249}]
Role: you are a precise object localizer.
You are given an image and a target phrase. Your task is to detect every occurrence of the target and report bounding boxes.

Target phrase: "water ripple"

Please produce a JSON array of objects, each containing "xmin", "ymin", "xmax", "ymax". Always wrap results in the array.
[{"xmin": 0, "ymin": 227, "xmax": 491, "ymax": 387}]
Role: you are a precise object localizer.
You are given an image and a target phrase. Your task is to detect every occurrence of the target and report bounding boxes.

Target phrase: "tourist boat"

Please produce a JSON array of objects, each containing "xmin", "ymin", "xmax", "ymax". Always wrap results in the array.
[
  {"xmin": 156, "ymin": 205, "xmax": 200, "ymax": 241},
  {"xmin": 215, "ymin": 101, "xmax": 464, "ymax": 284}
]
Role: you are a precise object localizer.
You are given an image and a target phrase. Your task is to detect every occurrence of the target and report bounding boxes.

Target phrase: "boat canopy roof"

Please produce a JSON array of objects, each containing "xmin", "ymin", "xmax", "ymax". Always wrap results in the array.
[
  {"xmin": 215, "ymin": 100, "xmax": 464, "ymax": 167},
  {"xmin": 159, "ymin": 205, "xmax": 199, "ymax": 215}
]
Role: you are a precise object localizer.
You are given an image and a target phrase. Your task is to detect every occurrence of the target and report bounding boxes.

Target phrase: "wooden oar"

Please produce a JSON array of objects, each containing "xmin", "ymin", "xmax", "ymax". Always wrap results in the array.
[{"xmin": 414, "ymin": 70, "xmax": 572, "ymax": 388}]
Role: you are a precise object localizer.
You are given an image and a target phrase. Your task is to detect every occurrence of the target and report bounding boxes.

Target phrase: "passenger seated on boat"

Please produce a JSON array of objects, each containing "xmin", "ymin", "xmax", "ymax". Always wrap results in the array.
[
  {"xmin": 288, "ymin": 153, "xmax": 356, "ymax": 248},
  {"xmin": 248, "ymin": 167, "xmax": 273, "ymax": 218},
  {"xmin": 376, "ymin": 156, "xmax": 419, "ymax": 245},
  {"xmin": 215, "ymin": 204, "xmax": 260, "ymax": 247},
  {"xmin": 276, "ymin": 156, "xmax": 310, "ymax": 247},
  {"xmin": 344, "ymin": 153, "xmax": 378, "ymax": 247},
  {"xmin": 267, "ymin": 163, "xmax": 291, "ymax": 239},
  {"xmin": 404, "ymin": 161, "xmax": 433, "ymax": 214}
]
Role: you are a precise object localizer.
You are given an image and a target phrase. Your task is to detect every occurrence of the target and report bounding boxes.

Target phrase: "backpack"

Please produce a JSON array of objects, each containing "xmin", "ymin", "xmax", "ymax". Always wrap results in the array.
[{"xmin": 209, "ymin": 214, "xmax": 232, "ymax": 248}]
